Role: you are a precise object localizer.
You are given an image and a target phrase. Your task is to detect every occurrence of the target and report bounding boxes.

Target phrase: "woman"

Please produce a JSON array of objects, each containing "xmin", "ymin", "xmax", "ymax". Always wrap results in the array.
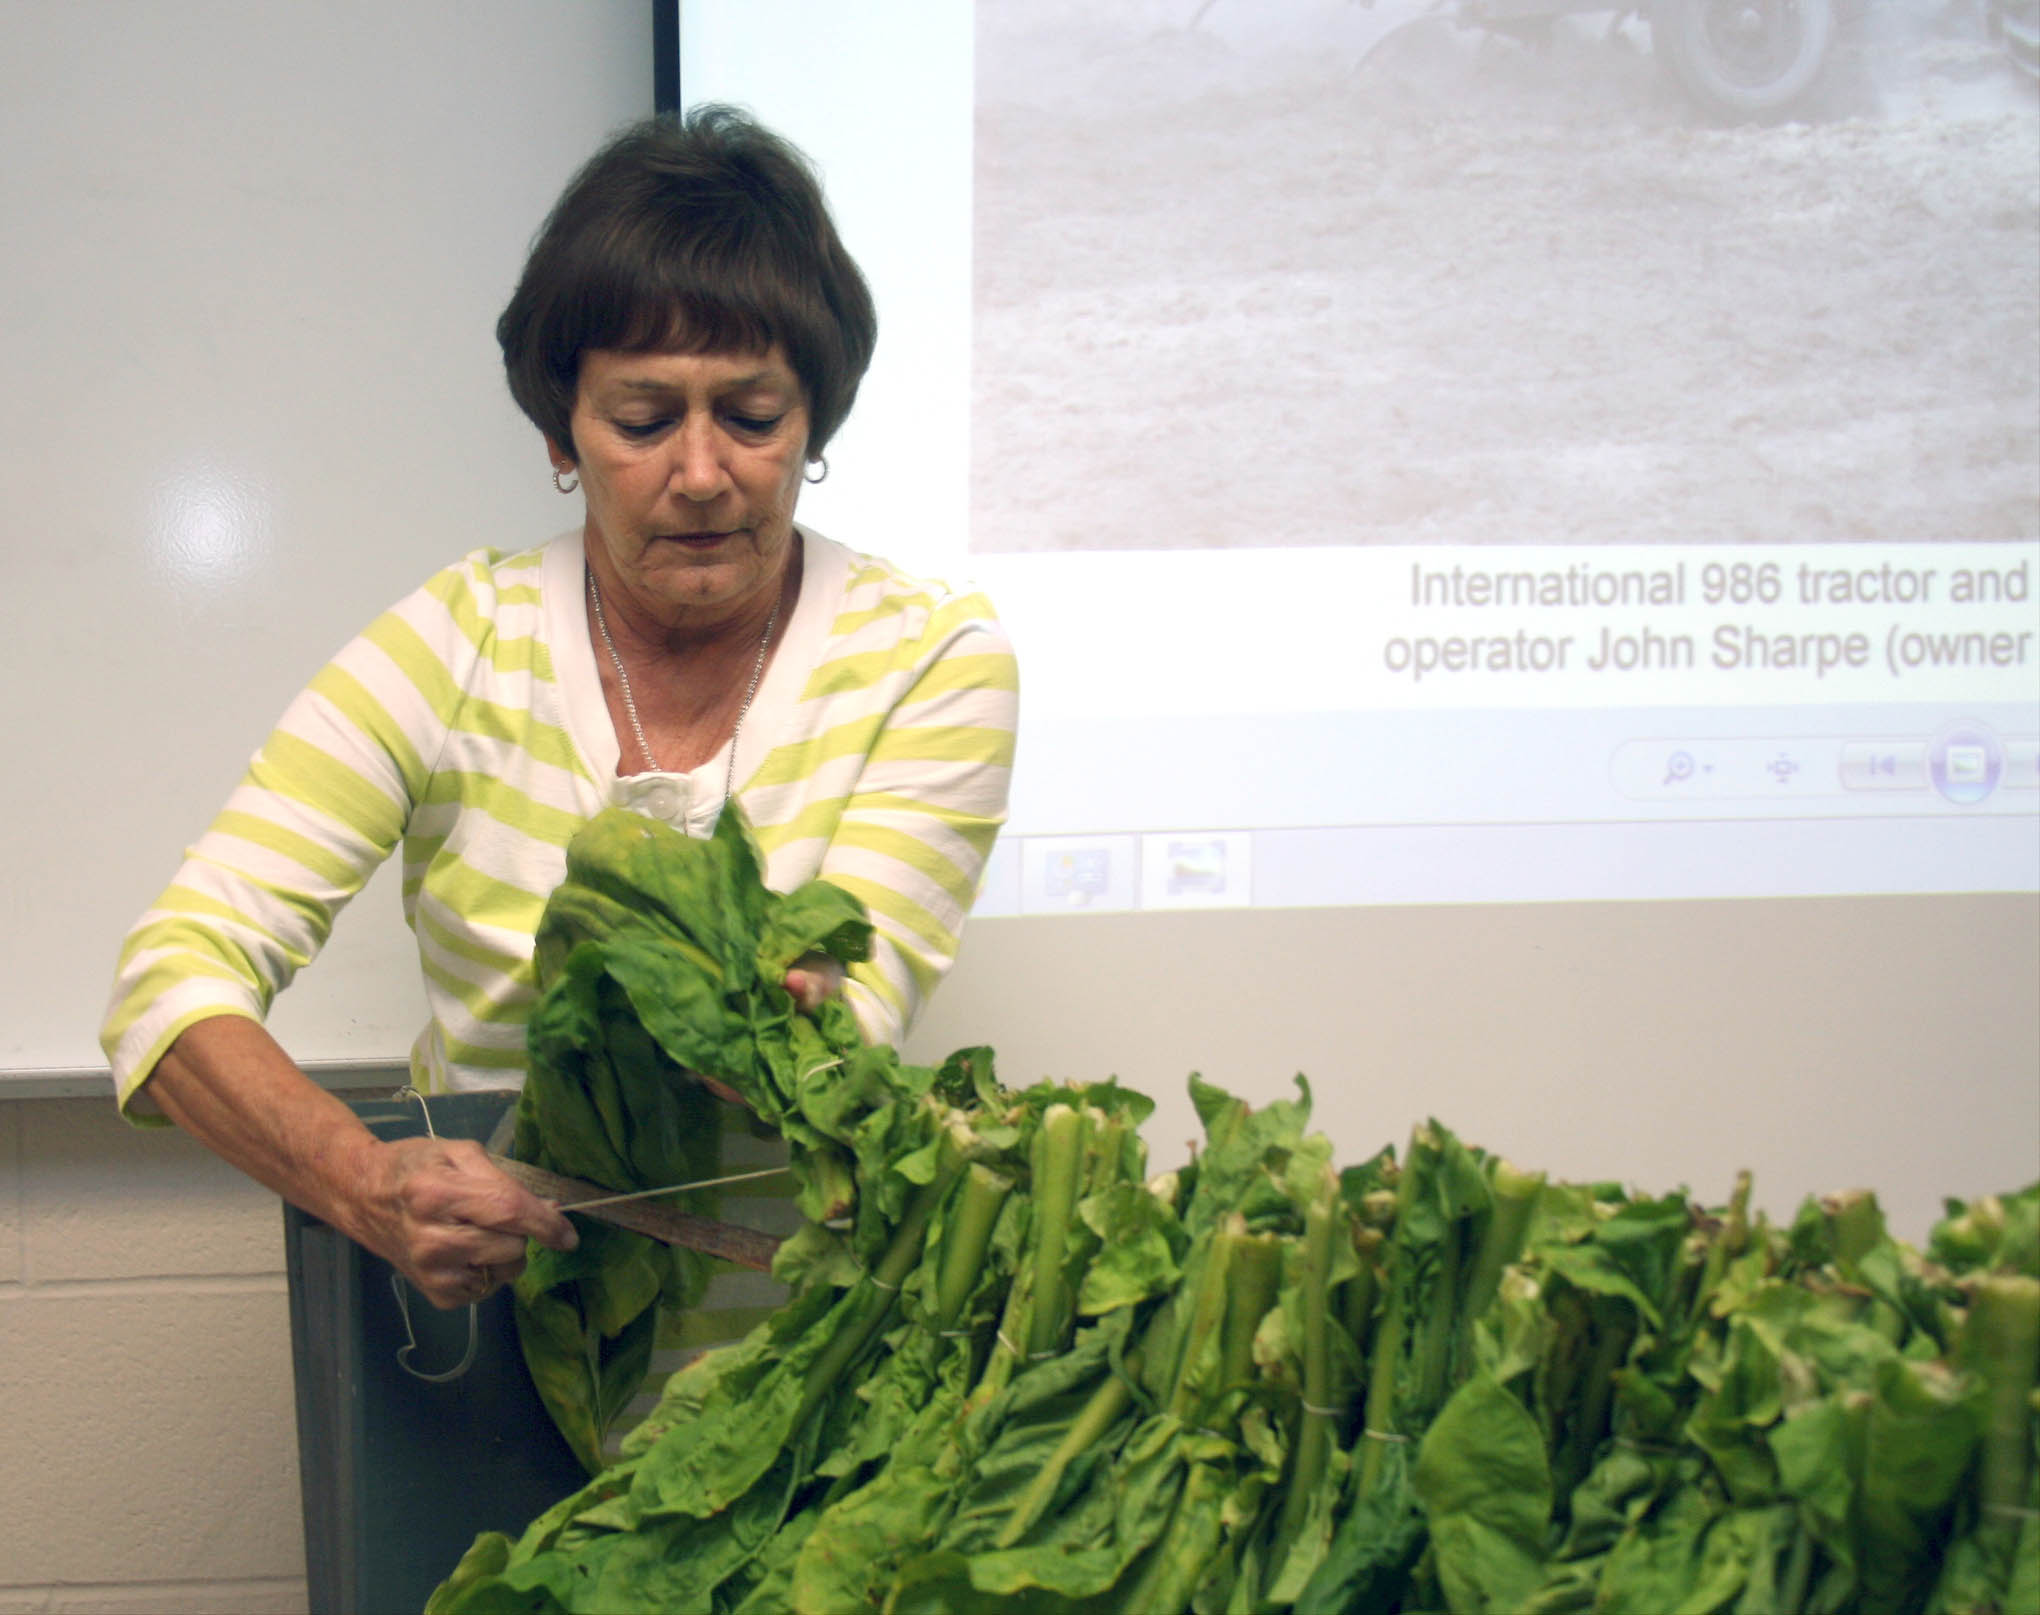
[{"xmin": 99, "ymin": 108, "xmax": 1017, "ymax": 1311}]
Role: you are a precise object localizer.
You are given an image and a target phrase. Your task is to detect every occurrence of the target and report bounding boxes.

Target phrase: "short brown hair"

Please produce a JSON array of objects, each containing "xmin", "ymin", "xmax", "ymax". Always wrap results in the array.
[{"xmin": 497, "ymin": 107, "xmax": 877, "ymax": 461}]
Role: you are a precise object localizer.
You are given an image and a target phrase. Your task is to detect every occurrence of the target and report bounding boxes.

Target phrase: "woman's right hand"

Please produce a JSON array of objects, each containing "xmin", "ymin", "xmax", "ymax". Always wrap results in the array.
[{"xmin": 358, "ymin": 1134, "xmax": 579, "ymax": 1309}]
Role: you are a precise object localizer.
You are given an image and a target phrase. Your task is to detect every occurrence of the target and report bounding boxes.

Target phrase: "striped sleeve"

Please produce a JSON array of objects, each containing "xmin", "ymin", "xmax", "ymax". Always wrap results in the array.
[
  {"xmin": 99, "ymin": 555, "xmax": 493, "ymax": 1115},
  {"xmin": 818, "ymin": 591, "xmax": 1017, "ymax": 1046}
]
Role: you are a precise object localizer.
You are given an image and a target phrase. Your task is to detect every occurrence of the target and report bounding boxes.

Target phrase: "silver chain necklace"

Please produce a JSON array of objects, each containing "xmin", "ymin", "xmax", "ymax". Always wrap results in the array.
[{"xmin": 587, "ymin": 568, "xmax": 781, "ymax": 815}]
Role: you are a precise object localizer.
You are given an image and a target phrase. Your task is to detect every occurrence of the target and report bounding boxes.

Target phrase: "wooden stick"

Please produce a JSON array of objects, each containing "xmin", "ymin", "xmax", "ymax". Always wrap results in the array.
[{"xmin": 489, "ymin": 1153, "xmax": 783, "ymax": 1273}]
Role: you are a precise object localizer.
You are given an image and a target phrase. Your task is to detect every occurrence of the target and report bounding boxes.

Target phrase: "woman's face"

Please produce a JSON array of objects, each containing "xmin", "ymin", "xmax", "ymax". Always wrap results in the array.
[{"xmin": 563, "ymin": 345, "xmax": 810, "ymax": 632}]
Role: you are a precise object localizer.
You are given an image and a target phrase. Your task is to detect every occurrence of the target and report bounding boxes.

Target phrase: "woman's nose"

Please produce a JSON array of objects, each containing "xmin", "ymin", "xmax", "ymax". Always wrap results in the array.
[{"xmin": 670, "ymin": 420, "xmax": 730, "ymax": 502}]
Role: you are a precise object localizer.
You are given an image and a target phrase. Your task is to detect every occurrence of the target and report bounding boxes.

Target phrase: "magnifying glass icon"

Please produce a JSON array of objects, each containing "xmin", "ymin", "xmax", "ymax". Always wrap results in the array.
[{"xmin": 1663, "ymin": 750, "xmax": 1695, "ymax": 786}]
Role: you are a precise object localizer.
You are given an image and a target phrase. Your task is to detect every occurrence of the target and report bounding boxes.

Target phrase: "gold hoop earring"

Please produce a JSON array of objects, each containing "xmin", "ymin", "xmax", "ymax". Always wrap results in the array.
[
  {"xmin": 553, "ymin": 465, "xmax": 579, "ymax": 495},
  {"xmin": 803, "ymin": 456, "xmax": 828, "ymax": 486}
]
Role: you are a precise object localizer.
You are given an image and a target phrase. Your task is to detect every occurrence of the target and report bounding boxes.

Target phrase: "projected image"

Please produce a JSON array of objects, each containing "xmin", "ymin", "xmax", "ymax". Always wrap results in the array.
[{"xmin": 970, "ymin": 0, "xmax": 2040, "ymax": 553}]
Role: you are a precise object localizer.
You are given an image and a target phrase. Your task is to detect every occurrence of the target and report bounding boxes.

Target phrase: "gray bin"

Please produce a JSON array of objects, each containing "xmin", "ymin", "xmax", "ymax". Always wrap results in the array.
[{"xmin": 283, "ymin": 1091, "xmax": 587, "ymax": 1615}]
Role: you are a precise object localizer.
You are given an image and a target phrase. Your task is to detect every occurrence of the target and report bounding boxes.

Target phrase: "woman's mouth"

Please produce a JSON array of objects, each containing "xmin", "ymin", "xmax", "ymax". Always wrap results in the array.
[{"xmin": 659, "ymin": 528, "xmax": 740, "ymax": 547}]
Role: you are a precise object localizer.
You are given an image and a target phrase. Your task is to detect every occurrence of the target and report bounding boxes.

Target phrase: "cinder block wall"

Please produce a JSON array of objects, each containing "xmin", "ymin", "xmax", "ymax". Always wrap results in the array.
[
  {"xmin": 0, "ymin": 1078, "xmax": 781, "ymax": 1615},
  {"xmin": 0, "ymin": 1093, "xmax": 379, "ymax": 1615}
]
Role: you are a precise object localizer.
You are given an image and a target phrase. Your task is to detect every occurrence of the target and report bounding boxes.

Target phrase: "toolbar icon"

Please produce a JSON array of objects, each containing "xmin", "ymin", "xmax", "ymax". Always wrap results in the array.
[{"xmin": 1929, "ymin": 724, "xmax": 2003, "ymax": 806}]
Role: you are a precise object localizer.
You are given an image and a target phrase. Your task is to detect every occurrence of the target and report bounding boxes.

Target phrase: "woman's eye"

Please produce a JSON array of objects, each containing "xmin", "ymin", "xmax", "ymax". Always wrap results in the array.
[
  {"xmin": 614, "ymin": 418, "xmax": 668, "ymax": 439},
  {"xmin": 727, "ymin": 412, "xmax": 783, "ymax": 435}
]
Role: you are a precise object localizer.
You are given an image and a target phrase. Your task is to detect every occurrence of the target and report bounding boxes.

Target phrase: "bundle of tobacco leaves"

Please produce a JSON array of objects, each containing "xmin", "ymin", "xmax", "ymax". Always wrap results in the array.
[
  {"xmin": 433, "ymin": 809, "xmax": 2039, "ymax": 1614},
  {"xmin": 506, "ymin": 806, "xmax": 873, "ymax": 1472}
]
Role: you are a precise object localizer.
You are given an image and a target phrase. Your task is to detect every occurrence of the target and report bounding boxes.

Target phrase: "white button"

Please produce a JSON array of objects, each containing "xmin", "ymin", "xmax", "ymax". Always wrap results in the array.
[
  {"xmin": 1838, "ymin": 742, "xmax": 1928, "ymax": 791},
  {"xmin": 620, "ymin": 777, "xmax": 688, "ymax": 822}
]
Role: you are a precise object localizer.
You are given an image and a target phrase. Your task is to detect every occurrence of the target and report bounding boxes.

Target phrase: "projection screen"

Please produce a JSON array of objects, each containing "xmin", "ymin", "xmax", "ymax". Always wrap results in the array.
[{"xmin": 680, "ymin": 0, "xmax": 2039, "ymax": 924}]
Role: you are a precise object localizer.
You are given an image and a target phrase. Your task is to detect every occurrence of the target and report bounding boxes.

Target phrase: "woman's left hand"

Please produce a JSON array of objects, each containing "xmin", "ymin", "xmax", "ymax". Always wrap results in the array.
[
  {"xmin": 784, "ymin": 953, "xmax": 845, "ymax": 1014},
  {"xmin": 690, "ymin": 958, "xmax": 845, "ymax": 1107}
]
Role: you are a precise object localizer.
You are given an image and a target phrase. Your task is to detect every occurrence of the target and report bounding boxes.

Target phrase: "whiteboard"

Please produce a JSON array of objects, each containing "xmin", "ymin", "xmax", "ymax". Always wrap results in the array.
[{"xmin": 0, "ymin": 1, "xmax": 654, "ymax": 1078}]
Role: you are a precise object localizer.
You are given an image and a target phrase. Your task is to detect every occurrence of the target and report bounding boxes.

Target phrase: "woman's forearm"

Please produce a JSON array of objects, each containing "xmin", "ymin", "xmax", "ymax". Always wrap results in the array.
[
  {"xmin": 144, "ymin": 1014, "xmax": 575, "ymax": 1307},
  {"xmin": 145, "ymin": 1014, "xmax": 389, "ymax": 1244}
]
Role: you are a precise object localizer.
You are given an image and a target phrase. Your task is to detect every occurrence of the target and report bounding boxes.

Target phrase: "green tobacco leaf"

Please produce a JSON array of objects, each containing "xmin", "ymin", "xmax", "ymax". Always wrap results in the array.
[
  {"xmin": 2006, "ymin": 1506, "xmax": 2040, "ymax": 1615},
  {"xmin": 1183, "ymin": 1074, "xmax": 1314, "ymax": 1241},
  {"xmin": 1292, "ymin": 1488, "xmax": 1427, "ymax": 1615},
  {"xmin": 603, "ymin": 935, "xmax": 747, "ymax": 1084},
  {"xmin": 1520, "ymin": 1178, "xmax": 1611, "ymax": 1252},
  {"xmin": 577, "ymin": 1229, "xmax": 662, "ymax": 1341},
  {"xmin": 618, "ymin": 1341, "xmax": 764, "ymax": 1468},
  {"xmin": 1591, "ymin": 1193, "xmax": 1694, "ymax": 1319},
  {"xmin": 1736, "ymin": 1280, "xmax": 1901, "ymax": 1404},
  {"xmin": 432, "ymin": 1551, "xmax": 577, "ymax": 1615},
  {"xmin": 1855, "ymin": 1356, "xmax": 1987, "ymax": 1614},
  {"xmin": 1540, "ymin": 1244, "xmax": 1665, "ymax": 1329},
  {"xmin": 520, "ymin": 948, "xmax": 636, "ymax": 1187},
  {"xmin": 756, "ymin": 876, "xmax": 872, "ymax": 975},
  {"xmin": 1077, "ymin": 1179, "xmax": 1184, "ymax": 1316},
  {"xmin": 628, "ymin": 1283, "xmax": 865, "ymax": 1523},
  {"xmin": 425, "ymin": 1534, "xmax": 517, "ymax": 1615},
  {"xmin": 1337, "ymin": 1143, "xmax": 1399, "ymax": 1215},
  {"xmin": 1116, "ymin": 1458, "xmax": 1231, "ymax": 1613},
  {"xmin": 592, "ymin": 1306, "xmax": 656, "ymax": 1451},
  {"xmin": 936, "ymin": 1412, "xmax": 1200, "ymax": 1608},
  {"xmin": 1553, "ymin": 1445, "xmax": 1677, "ymax": 1561},
  {"xmin": 929, "ymin": 1044, "xmax": 1003, "ymax": 1111},
  {"xmin": 723, "ymin": 1499, "xmax": 822, "ymax": 1615},
  {"xmin": 933, "ymin": 1323, "xmax": 1138, "ymax": 1558},
  {"xmin": 1413, "ymin": 1371, "xmax": 1554, "ymax": 1614},
  {"xmin": 884, "ymin": 1550, "xmax": 1110, "ymax": 1615},
  {"xmin": 790, "ymin": 1386, "xmax": 974, "ymax": 1609},
  {"xmin": 1396, "ymin": 1118, "xmax": 1493, "ymax": 1255},
  {"xmin": 1769, "ymin": 1397, "xmax": 1857, "ymax": 1582},
  {"xmin": 1593, "ymin": 1487, "xmax": 1750, "ymax": 1615},
  {"xmin": 589, "ymin": 1455, "xmax": 800, "ymax": 1615},
  {"xmin": 513, "ymin": 1285, "xmax": 606, "ymax": 1476}
]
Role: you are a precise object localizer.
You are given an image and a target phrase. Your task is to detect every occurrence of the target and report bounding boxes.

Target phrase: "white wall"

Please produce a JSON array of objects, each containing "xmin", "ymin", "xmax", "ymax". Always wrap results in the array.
[{"xmin": 906, "ymin": 893, "xmax": 2040, "ymax": 1246}]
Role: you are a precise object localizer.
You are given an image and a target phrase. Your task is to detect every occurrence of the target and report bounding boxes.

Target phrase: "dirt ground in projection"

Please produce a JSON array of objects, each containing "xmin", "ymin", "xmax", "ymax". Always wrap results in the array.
[{"xmin": 970, "ymin": 0, "xmax": 2040, "ymax": 550}]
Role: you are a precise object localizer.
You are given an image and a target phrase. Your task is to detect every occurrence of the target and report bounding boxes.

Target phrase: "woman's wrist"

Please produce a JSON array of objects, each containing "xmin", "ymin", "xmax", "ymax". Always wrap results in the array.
[{"xmin": 317, "ymin": 1127, "xmax": 405, "ymax": 1252}]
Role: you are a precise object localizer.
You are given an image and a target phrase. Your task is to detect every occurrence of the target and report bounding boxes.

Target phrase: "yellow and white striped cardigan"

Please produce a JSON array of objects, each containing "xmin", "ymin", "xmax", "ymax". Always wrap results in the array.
[{"xmin": 102, "ymin": 527, "xmax": 1018, "ymax": 1113}]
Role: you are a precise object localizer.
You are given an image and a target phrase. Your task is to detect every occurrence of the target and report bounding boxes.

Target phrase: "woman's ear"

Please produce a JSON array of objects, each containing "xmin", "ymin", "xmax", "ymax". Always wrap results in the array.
[{"xmin": 547, "ymin": 437, "xmax": 580, "ymax": 495}]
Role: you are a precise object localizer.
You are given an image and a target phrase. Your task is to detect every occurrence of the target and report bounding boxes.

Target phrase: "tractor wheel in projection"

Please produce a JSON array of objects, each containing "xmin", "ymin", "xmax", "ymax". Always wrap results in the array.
[{"xmin": 1653, "ymin": 0, "xmax": 1836, "ymax": 120}]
